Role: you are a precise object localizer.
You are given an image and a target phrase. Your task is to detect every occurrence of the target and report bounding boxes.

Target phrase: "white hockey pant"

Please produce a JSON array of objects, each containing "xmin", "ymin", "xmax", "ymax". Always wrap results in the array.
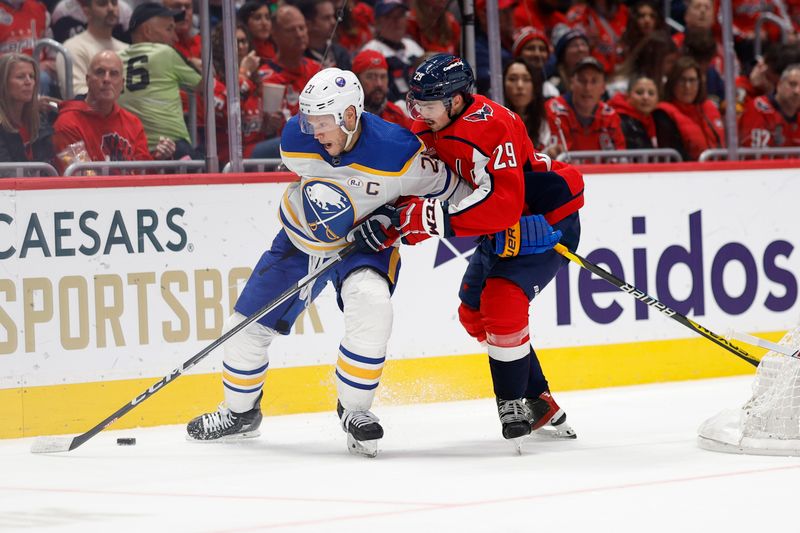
[
  {"xmin": 222, "ymin": 312, "xmax": 278, "ymax": 413},
  {"xmin": 336, "ymin": 268, "xmax": 393, "ymax": 412}
]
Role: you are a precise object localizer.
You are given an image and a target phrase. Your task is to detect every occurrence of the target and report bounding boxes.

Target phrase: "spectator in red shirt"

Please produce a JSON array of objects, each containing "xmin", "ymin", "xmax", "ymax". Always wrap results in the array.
[
  {"xmin": 653, "ymin": 56, "xmax": 725, "ymax": 160},
  {"xmin": 546, "ymin": 56, "xmax": 626, "ymax": 155},
  {"xmin": 53, "ymin": 50, "xmax": 175, "ymax": 173},
  {"xmin": 567, "ymin": 0, "xmax": 628, "ymax": 74},
  {"xmin": 164, "ymin": 0, "xmax": 200, "ymax": 60},
  {"xmin": 352, "ymin": 49, "xmax": 411, "ymax": 129},
  {"xmin": 739, "ymin": 64, "xmax": 800, "ymax": 148},
  {"xmin": 407, "ymin": 0, "xmax": 461, "ymax": 55},
  {"xmin": 0, "ymin": 0, "xmax": 47, "ymax": 57},
  {"xmin": 334, "ymin": 0, "xmax": 373, "ymax": 54},
  {"xmin": 513, "ymin": 0, "xmax": 567, "ymax": 37},
  {"xmin": 608, "ymin": 74, "xmax": 659, "ymax": 149},
  {"xmin": 239, "ymin": 0, "xmax": 276, "ymax": 61},
  {"xmin": 253, "ymin": 3, "xmax": 321, "ymax": 158}
]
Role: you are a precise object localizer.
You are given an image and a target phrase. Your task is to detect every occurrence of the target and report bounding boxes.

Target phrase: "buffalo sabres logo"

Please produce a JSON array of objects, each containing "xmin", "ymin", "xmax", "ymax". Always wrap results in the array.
[
  {"xmin": 464, "ymin": 103, "xmax": 493, "ymax": 122},
  {"xmin": 302, "ymin": 180, "xmax": 355, "ymax": 242}
]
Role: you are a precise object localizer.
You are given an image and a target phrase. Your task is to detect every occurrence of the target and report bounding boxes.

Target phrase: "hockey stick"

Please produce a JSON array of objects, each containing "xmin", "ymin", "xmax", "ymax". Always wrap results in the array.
[
  {"xmin": 725, "ymin": 329, "xmax": 800, "ymax": 358},
  {"xmin": 31, "ymin": 244, "xmax": 358, "ymax": 454},
  {"xmin": 553, "ymin": 243, "xmax": 760, "ymax": 367}
]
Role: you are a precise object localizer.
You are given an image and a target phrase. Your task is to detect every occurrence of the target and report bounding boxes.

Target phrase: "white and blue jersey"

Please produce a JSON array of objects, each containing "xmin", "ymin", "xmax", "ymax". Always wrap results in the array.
[{"xmin": 279, "ymin": 112, "xmax": 461, "ymax": 257}]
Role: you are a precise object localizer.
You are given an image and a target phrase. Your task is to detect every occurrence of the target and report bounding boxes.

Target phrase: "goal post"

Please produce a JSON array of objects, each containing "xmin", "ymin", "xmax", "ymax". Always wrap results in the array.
[{"xmin": 698, "ymin": 326, "xmax": 800, "ymax": 456}]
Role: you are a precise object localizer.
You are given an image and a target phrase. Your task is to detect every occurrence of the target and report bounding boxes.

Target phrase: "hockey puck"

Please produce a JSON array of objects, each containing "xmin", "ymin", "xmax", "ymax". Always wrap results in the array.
[{"xmin": 116, "ymin": 438, "xmax": 136, "ymax": 446}]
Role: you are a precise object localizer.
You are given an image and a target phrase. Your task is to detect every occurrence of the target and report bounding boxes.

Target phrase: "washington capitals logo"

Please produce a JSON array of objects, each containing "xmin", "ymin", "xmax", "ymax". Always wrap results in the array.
[{"xmin": 464, "ymin": 103, "xmax": 493, "ymax": 122}]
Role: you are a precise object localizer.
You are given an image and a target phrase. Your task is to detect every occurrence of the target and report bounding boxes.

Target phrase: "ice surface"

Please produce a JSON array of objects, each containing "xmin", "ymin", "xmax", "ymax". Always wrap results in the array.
[{"xmin": 2, "ymin": 376, "xmax": 799, "ymax": 532}]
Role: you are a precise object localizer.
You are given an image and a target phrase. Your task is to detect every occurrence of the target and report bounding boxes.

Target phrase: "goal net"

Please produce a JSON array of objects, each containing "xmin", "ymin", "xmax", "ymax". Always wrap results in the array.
[{"xmin": 698, "ymin": 326, "xmax": 800, "ymax": 456}]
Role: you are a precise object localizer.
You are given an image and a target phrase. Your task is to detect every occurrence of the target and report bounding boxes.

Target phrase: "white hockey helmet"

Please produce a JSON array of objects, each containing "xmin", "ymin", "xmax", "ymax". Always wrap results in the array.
[{"xmin": 298, "ymin": 68, "xmax": 364, "ymax": 141}]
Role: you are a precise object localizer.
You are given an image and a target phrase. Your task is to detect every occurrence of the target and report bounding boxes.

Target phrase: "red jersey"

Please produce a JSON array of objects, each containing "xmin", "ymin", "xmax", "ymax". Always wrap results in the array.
[
  {"xmin": 174, "ymin": 33, "xmax": 201, "ymax": 60},
  {"xmin": 53, "ymin": 100, "xmax": 152, "ymax": 173},
  {"xmin": 406, "ymin": 10, "xmax": 461, "ymax": 55},
  {"xmin": 378, "ymin": 100, "xmax": 413, "ymax": 130},
  {"xmin": 733, "ymin": 0, "xmax": 786, "ymax": 41},
  {"xmin": 0, "ymin": 0, "xmax": 47, "ymax": 56},
  {"xmin": 566, "ymin": 3, "xmax": 628, "ymax": 73},
  {"xmin": 412, "ymin": 94, "xmax": 584, "ymax": 236},
  {"xmin": 213, "ymin": 75, "xmax": 265, "ymax": 162},
  {"xmin": 258, "ymin": 57, "xmax": 321, "ymax": 116},
  {"xmin": 655, "ymin": 100, "xmax": 725, "ymax": 160},
  {"xmin": 338, "ymin": 2, "xmax": 373, "ymax": 54},
  {"xmin": 739, "ymin": 94, "xmax": 800, "ymax": 148},
  {"xmin": 513, "ymin": 0, "xmax": 568, "ymax": 36},
  {"xmin": 546, "ymin": 95, "xmax": 627, "ymax": 152},
  {"xmin": 252, "ymin": 38, "xmax": 276, "ymax": 62}
]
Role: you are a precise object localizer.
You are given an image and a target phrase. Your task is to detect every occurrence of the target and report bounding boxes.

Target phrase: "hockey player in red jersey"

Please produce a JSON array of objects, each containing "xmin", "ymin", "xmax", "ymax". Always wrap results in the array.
[{"xmin": 359, "ymin": 54, "xmax": 583, "ymax": 442}]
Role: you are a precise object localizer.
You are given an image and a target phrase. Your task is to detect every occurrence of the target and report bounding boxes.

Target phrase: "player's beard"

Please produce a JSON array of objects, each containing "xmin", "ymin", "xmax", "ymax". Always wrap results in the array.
[{"xmin": 364, "ymin": 88, "xmax": 387, "ymax": 115}]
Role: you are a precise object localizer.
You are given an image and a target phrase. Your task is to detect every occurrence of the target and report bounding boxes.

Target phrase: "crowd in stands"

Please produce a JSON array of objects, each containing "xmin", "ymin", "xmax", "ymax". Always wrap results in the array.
[{"xmin": 3, "ymin": 0, "xmax": 800, "ymax": 174}]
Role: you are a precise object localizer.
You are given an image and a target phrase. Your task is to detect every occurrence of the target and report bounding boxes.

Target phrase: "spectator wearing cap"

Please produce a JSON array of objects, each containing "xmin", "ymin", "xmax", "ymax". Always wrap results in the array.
[
  {"xmin": 53, "ymin": 50, "xmax": 174, "ymax": 173},
  {"xmin": 294, "ymin": 0, "xmax": 351, "ymax": 70},
  {"xmin": 545, "ymin": 56, "xmax": 626, "ymax": 153},
  {"xmin": 473, "ymin": 0, "xmax": 516, "ymax": 97},
  {"xmin": 567, "ymin": 0, "xmax": 628, "ymax": 74},
  {"xmin": 57, "ymin": 0, "xmax": 129, "ymax": 97},
  {"xmin": 652, "ymin": 56, "xmax": 724, "ymax": 160},
  {"xmin": 239, "ymin": 0, "xmax": 276, "ymax": 61},
  {"xmin": 251, "ymin": 4, "xmax": 321, "ymax": 158},
  {"xmin": 511, "ymin": 26, "xmax": 558, "ymax": 98},
  {"xmin": 548, "ymin": 26, "xmax": 590, "ymax": 95},
  {"xmin": 164, "ymin": 0, "xmax": 200, "ymax": 60},
  {"xmin": 512, "ymin": 0, "xmax": 567, "ymax": 38},
  {"xmin": 360, "ymin": 0, "xmax": 424, "ymax": 104},
  {"xmin": 118, "ymin": 2, "xmax": 202, "ymax": 159},
  {"xmin": 407, "ymin": 0, "xmax": 461, "ymax": 55},
  {"xmin": 739, "ymin": 64, "xmax": 800, "ymax": 149},
  {"xmin": 353, "ymin": 49, "xmax": 412, "ymax": 129}
]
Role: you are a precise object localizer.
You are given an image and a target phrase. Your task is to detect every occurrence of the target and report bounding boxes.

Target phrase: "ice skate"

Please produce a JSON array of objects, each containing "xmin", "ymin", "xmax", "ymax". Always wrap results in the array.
[
  {"xmin": 337, "ymin": 400, "xmax": 383, "ymax": 458},
  {"xmin": 526, "ymin": 390, "xmax": 577, "ymax": 440},
  {"xmin": 186, "ymin": 399, "xmax": 263, "ymax": 442},
  {"xmin": 496, "ymin": 398, "xmax": 532, "ymax": 453}
]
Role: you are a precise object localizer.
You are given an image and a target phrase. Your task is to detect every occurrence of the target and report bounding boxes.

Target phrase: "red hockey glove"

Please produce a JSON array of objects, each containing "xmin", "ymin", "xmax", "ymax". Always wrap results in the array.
[
  {"xmin": 393, "ymin": 198, "xmax": 453, "ymax": 244},
  {"xmin": 458, "ymin": 302, "xmax": 486, "ymax": 344}
]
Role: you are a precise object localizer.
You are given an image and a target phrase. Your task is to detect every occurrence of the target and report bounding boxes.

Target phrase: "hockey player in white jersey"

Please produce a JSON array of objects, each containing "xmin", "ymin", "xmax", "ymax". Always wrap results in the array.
[{"xmin": 186, "ymin": 68, "xmax": 467, "ymax": 456}]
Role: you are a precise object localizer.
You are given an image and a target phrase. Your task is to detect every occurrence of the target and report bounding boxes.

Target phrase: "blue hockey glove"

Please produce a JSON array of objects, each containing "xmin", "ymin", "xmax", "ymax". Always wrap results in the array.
[
  {"xmin": 494, "ymin": 214, "xmax": 562, "ymax": 257},
  {"xmin": 347, "ymin": 205, "xmax": 400, "ymax": 253}
]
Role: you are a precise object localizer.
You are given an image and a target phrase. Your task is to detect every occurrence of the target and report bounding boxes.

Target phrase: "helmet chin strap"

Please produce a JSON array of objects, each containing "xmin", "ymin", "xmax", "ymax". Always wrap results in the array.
[{"xmin": 340, "ymin": 120, "xmax": 359, "ymax": 152}]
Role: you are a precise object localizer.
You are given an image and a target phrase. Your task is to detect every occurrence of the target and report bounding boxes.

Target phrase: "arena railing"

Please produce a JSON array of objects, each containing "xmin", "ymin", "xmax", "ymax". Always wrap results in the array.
[
  {"xmin": 63, "ymin": 160, "xmax": 206, "ymax": 176},
  {"xmin": 0, "ymin": 162, "xmax": 59, "ymax": 177},
  {"xmin": 556, "ymin": 148, "xmax": 683, "ymax": 164},
  {"xmin": 33, "ymin": 38, "xmax": 73, "ymax": 100},
  {"xmin": 186, "ymin": 90, "xmax": 197, "ymax": 146},
  {"xmin": 698, "ymin": 147, "xmax": 800, "ymax": 161},
  {"xmin": 754, "ymin": 12, "xmax": 792, "ymax": 58},
  {"xmin": 221, "ymin": 159, "xmax": 284, "ymax": 173}
]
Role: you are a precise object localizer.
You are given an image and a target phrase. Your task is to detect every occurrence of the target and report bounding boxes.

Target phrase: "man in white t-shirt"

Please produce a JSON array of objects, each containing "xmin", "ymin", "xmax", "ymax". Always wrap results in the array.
[{"xmin": 57, "ymin": 0, "xmax": 128, "ymax": 96}]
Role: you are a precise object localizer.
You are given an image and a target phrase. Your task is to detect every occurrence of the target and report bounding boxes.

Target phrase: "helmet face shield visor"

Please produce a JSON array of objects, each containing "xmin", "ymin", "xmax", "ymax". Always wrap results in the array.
[
  {"xmin": 406, "ymin": 94, "xmax": 452, "ymax": 122},
  {"xmin": 298, "ymin": 112, "xmax": 341, "ymax": 135}
]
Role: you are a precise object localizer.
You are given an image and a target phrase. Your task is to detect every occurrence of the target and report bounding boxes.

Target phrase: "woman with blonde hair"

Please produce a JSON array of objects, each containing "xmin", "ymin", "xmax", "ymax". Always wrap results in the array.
[{"xmin": 0, "ymin": 53, "xmax": 55, "ymax": 165}]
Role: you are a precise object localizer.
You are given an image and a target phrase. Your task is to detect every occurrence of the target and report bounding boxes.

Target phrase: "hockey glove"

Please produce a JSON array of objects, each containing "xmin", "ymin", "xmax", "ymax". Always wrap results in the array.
[
  {"xmin": 347, "ymin": 205, "xmax": 400, "ymax": 253},
  {"xmin": 393, "ymin": 198, "xmax": 453, "ymax": 244},
  {"xmin": 494, "ymin": 214, "xmax": 563, "ymax": 257}
]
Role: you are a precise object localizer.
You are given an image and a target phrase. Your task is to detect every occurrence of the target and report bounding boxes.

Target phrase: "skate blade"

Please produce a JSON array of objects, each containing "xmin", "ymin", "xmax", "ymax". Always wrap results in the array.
[
  {"xmin": 185, "ymin": 430, "xmax": 261, "ymax": 443},
  {"xmin": 508, "ymin": 437, "xmax": 526, "ymax": 455},
  {"xmin": 346, "ymin": 433, "xmax": 379, "ymax": 458},
  {"xmin": 529, "ymin": 422, "xmax": 577, "ymax": 440}
]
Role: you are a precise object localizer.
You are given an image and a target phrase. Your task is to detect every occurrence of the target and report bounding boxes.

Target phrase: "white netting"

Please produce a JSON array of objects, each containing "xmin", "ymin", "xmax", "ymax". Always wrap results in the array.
[{"xmin": 698, "ymin": 326, "xmax": 800, "ymax": 456}]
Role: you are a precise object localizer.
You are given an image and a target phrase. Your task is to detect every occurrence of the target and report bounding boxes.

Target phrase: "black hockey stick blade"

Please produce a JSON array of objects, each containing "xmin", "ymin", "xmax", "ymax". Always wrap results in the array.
[
  {"xmin": 553, "ymin": 243, "xmax": 760, "ymax": 368},
  {"xmin": 30, "ymin": 244, "xmax": 358, "ymax": 454}
]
